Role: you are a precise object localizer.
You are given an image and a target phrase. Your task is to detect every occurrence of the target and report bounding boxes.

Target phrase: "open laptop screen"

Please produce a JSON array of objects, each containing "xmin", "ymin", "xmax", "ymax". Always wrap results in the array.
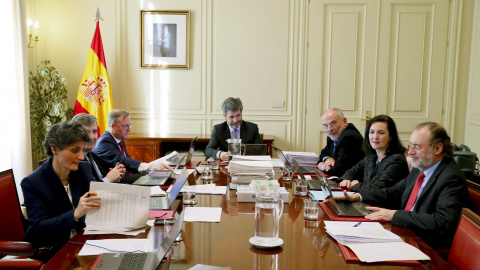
[{"xmin": 168, "ymin": 171, "xmax": 188, "ymax": 204}]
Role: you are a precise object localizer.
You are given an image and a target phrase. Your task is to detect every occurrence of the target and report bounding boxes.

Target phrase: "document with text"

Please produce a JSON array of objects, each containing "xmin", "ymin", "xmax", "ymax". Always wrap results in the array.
[{"xmin": 86, "ymin": 182, "xmax": 150, "ymax": 232}]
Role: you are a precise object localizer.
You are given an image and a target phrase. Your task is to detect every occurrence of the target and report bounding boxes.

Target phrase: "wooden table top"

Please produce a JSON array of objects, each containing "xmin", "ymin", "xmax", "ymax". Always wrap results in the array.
[{"xmin": 43, "ymin": 163, "xmax": 450, "ymax": 270}]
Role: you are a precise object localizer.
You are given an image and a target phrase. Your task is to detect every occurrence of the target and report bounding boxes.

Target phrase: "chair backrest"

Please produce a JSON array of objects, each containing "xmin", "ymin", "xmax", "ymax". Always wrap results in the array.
[
  {"xmin": 467, "ymin": 180, "xmax": 480, "ymax": 216},
  {"xmin": 448, "ymin": 208, "xmax": 480, "ymax": 270},
  {"xmin": 0, "ymin": 169, "xmax": 25, "ymax": 241}
]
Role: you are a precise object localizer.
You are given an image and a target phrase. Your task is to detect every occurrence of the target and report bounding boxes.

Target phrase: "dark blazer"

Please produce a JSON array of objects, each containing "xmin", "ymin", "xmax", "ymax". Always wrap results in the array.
[
  {"xmin": 21, "ymin": 158, "xmax": 94, "ymax": 256},
  {"xmin": 360, "ymin": 157, "xmax": 469, "ymax": 248},
  {"xmin": 341, "ymin": 153, "xmax": 409, "ymax": 192},
  {"xmin": 84, "ymin": 152, "xmax": 103, "ymax": 182},
  {"xmin": 92, "ymin": 131, "xmax": 141, "ymax": 175},
  {"xmin": 205, "ymin": 121, "xmax": 263, "ymax": 158},
  {"xmin": 319, "ymin": 123, "xmax": 365, "ymax": 176}
]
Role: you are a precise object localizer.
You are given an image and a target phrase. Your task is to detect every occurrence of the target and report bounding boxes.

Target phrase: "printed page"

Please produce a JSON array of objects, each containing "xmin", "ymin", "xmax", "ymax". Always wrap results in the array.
[
  {"xmin": 344, "ymin": 242, "xmax": 430, "ymax": 263},
  {"xmin": 86, "ymin": 182, "xmax": 150, "ymax": 231}
]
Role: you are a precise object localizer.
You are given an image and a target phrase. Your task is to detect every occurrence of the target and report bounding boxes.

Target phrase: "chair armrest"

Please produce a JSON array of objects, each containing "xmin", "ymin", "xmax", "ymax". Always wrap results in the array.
[
  {"xmin": 0, "ymin": 259, "xmax": 44, "ymax": 270},
  {"xmin": 0, "ymin": 241, "xmax": 37, "ymax": 257}
]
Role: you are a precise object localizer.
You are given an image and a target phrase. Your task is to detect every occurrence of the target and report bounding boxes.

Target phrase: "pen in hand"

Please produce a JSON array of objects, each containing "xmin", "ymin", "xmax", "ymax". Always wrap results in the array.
[{"xmin": 353, "ymin": 222, "xmax": 362, "ymax": 227}]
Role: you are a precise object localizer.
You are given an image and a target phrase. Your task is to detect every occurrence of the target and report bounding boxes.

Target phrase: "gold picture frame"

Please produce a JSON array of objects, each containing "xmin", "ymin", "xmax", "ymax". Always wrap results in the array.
[{"xmin": 140, "ymin": 10, "xmax": 190, "ymax": 69}]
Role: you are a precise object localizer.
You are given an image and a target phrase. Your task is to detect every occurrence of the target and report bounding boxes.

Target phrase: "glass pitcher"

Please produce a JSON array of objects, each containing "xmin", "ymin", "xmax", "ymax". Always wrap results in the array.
[
  {"xmin": 226, "ymin": 138, "xmax": 242, "ymax": 161},
  {"xmin": 252, "ymin": 186, "xmax": 284, "ymax": 247}
]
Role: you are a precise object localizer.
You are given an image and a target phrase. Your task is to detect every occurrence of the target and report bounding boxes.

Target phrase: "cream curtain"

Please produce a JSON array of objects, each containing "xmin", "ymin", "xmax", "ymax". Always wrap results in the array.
[{"xmin": 0, "ymin": 0, "xmax": 32, "ymax": 203}]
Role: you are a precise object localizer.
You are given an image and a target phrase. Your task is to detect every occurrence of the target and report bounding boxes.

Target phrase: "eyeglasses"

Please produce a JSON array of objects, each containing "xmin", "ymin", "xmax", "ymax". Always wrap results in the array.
[
  {"xmin": 407, "ymin": 144, "xmax": 431, "ymax": 151},
  {"xmin": 120, "ymin": 124, "xmax": 132, "ymax": 129}
]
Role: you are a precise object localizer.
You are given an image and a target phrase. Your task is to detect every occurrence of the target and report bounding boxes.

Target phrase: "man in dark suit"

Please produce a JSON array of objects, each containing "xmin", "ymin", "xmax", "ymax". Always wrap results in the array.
[
  {"xmin": 92, "ymin": 109, "xmax": 170, "ymax": 179},
  {"xmin": 205, "ymin": 97, "xmax": 263, "ymax": 161},
  {"xmin": 336, "ymin": 122, "xmax": 469, "ymax": 248},
  {"xmin": 317, "ymin": 108, "xmax": 365, "ymax": 176},
  {"xmin": 72, "ymin": 113, "xmax": 126, "ymax": 182}
]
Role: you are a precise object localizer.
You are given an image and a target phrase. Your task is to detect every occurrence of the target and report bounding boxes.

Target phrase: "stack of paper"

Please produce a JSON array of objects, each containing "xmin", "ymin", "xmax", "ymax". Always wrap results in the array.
[
  {"xmin": 324, "ymin": 221, "xmax": 402, "ymax": 244},
  {"xmin": 180, "ymin": 184, "xmax": 227, "ymax": 195},
  {"xmin": 283, "ymin": 151, "xmax": 319, "ymax": 167},
  {"xmin": 228, "ymin": 160, "xmax": 275, "ymax": 184},
  {"xmin": 232, "ymin": 155, "xmax": 272, "ymax": 162}
]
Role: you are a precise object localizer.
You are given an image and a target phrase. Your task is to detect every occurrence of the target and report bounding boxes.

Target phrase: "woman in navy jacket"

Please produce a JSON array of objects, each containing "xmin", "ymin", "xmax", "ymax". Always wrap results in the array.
[{"xmin": 21, "ymin": 121, "xmax": 101, "ymax": 260}]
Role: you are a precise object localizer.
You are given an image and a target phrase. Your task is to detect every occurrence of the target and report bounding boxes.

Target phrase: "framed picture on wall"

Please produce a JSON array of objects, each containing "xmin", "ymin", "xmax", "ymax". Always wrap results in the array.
[{"xmin": 141, "ymin": 10, "xmax": 190, "ymax": 69}]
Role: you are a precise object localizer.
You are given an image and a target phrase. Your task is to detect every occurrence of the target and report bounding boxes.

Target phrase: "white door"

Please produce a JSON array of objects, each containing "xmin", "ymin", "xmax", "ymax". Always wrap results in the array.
[{"xmin": 305, "ymin": 0, "xmax": 449, "ymax": 153}]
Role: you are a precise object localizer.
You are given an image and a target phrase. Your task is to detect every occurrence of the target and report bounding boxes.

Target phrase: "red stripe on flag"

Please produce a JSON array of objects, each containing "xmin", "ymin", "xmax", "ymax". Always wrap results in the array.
[
  {"xmin": 90, "ymin": 21, "xmax": 107, "ymax": 70},
  {"xmin": 73, "ymin": 100, "xmax": 90, "ymax": 116}
]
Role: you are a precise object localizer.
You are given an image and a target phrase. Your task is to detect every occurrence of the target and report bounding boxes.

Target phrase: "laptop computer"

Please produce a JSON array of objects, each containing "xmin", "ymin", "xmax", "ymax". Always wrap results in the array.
[
  {"xmin": 318, "ymin": 173, "xmax": 372, "ymax": 217},
  {"xmin": 241, "ymin": 144, "xmax": 268, "ymax": 155},
  {"xmin": 273, "ymin": 146, "xmax": 316, "ymax": 174},
  {"xmin": 308, "ymin": 169, "xmax": 343, "ymax": 191},
  {"xmin": 164, "ymin": 137, "xmax": 198, "ymax": 166},
  {"xmin": 150, "ymin": 169, "xmax": 189, "ymax": 210},
  {"xmin": 132, "ymin": 163, "xmax": 181, "ymax": 186},
  {"xmin": 91, "ymin": 211, "xmax": 184, "ymax": 270}
]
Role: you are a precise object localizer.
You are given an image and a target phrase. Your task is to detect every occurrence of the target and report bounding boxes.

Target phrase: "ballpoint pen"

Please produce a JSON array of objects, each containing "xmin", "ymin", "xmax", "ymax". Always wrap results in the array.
[{"xmin": 353, "ymin": 222, "xmax": 362, "ymax": 227}]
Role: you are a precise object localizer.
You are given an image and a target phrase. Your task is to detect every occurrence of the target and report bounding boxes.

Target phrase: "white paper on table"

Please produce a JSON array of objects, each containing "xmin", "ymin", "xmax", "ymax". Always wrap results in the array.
[
  {"xmin": 84, "ymin": 220, "xmax": 154, "ymax": 235},
  {"xmin": 232, "ymin": 155, "xmax": 271, "ymax": 161},
  {"xmin": 343, "ymin": 242, "xmax": 430, "ymax": 263},
  {"xmin": 78, "ymin": 239, "xmax": 151, "ymax": 256},
  {"xmin": 174, "ymin": 168, "xmax": 195, "ymax": 175},
  {"xmin": 282, "ymin": 151, "xmax": 318, "ymax": 157},
  {"xmin": 147, "ymin": 151, "xmax": 178, "ymax": 167},
  {"xmin": 181, "ymin": 184, "xmax": 227, "ymax": 195},
  {"xmin": 271, "ymin": 159, "xmax": 285, "ymax": 168},
  {"xmin": 184, "ymin": 207, "xmax": 222, "ymax": 222},
  {"xmin": 150, "ymin": 186, "xmax": 167, "ymax": 196},
  {"xmin": 324, "ymin": 221, "xmax": 384, "ymax": 230},
  {"xmin": 188, "ymin": 264, "xmax": 231, "ymax": 270},
  {"xmin": 86, "ymin": 182, "xmax": 150, "ymax": 231}
]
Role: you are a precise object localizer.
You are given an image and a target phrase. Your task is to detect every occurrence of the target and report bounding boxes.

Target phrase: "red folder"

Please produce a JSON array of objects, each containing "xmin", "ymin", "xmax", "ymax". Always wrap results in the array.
[{"xmin": 319, "ymin": 201, "xmax": 385, "ymax": 222}]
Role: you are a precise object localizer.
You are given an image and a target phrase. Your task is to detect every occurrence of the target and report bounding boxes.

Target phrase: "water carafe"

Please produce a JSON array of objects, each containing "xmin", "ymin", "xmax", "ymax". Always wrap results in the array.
[
  {"xmin": 226, "ymin": 138, "xmax": 242, "ymax": 161},
  {"xmin": 249, "ymin": 183, "xmax": 284, "ymax": 248}
]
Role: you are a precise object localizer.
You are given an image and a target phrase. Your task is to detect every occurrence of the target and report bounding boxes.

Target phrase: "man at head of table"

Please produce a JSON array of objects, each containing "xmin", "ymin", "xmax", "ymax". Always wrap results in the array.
[
  {"xmin": 335, "ymin": 122, "xmax": 469, "ymax": 248},
  {"xmin": 317, "ymin": 108, "xmax": 365, "ymax": 177},
  {"xmin": 205, "ymin": 97, "xmax": 263, "ymax": 161},
  {"xmin": 92, "ymin": 109, "xmax": 170, "ymax": 181}
]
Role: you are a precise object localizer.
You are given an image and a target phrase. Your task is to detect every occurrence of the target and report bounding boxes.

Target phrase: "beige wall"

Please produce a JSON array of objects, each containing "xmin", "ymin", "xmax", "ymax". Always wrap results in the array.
[{"xmin": 27, "ymin": 0, "xmax": 475, "ymax": 154}]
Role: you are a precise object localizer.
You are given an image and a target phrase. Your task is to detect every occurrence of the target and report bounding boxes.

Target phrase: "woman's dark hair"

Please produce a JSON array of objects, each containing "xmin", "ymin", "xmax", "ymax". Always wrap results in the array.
[
  {"xmin": 362, "ymin": 114, "xmax": 405, "ymax": 155},
  {"xmin": 43, "ymin": 121, "xmax": 91, "ymax": 156}
]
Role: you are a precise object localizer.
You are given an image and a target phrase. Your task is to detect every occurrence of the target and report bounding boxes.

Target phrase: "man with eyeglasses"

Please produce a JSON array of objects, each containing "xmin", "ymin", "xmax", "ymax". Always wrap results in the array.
[
  {"xmin": 335, "ymin": 122, "xmax": 469, "ymax": 248},
  {"xmin": 93, "ymin": 109, "xmax": 170, "ymax": 181},
  {"xmin": 317, "ymin": 108, "xmax": 365, "ymax": 176}
]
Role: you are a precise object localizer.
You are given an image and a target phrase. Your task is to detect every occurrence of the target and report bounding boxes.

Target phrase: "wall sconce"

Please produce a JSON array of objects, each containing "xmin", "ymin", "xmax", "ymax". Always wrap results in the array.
[{"xmin": 27, "ymin": 19, "xmax": 39, "ymax": 48}]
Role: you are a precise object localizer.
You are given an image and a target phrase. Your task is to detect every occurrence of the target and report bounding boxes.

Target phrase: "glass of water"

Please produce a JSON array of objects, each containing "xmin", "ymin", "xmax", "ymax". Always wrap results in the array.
[
  {"xmin": 295, "ymin": 177, "xmax": 308, "ymax": 196},
  {"xmin": 303, "ymin": 199, "xmax": 319, "ymax": 220}
]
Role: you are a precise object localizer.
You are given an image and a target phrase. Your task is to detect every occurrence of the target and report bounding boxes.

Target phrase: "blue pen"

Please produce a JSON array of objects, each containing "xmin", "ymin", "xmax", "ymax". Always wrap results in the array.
[{"xmin": 353, "ymin": 222, "xmax": 362, "ymax": 227}]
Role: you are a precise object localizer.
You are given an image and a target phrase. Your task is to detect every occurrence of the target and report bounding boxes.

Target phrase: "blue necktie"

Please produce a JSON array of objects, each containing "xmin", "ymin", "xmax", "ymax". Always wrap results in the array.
[{"xmin": 333, "ymin": 140, "xmax": 338, "ymax": 153}]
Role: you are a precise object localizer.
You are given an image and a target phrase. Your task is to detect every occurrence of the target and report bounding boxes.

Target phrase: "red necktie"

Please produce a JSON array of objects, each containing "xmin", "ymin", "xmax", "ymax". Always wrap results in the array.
[
  {"xmin": 404, "ymin": 172, "xmax": 425, "ymax": 211},
  {"xmin": 118, "ymin": 141, "xmax": 126, "ymax": 156},
  {"xmin": 233, "ymin": 129, "xmax": 238, "ymax": 139}
]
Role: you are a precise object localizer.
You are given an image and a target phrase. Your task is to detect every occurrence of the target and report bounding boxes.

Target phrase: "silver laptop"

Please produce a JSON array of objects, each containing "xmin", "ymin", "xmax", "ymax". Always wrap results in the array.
[
  {"xmin": 164, "ymin": 137, "xmax": 198, "ymax": 166},
  {"xmin": 273, "ymin": 146, "xmax": 316, "ymax": 174},
  {"xmin": 309, "ymin": 168, "xmax": 342, "ymax": 191},
  {"xmin": 91, "ymin": 212, "xmax": 184, "ymax": 270},
  {"xmin": 149, "ymin": 168, "xmax": 189, "ymax": 210},
  {"xmin": 318, "ymin": 171, "xmax": 372, "ymax": 217}
]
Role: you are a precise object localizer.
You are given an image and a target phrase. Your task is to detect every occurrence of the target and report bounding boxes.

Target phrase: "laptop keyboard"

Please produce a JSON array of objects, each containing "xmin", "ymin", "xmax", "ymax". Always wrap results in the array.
[
  {"xmin": 150, "ymin": 197, "xmax": 166, "ymax": 210},
  {"xmin": 119, "ymin": 253, "xmax": 147, "ymax": 270},
  {"xmin": 144, "ymin": 178, "xmax": 167, "ymax": 185},
  {"xmin": 308, "ymin": 180, "xmax": 323, "ymax": 190},
  {"xmin": 335, "ymin": 202, "xmax": 366, "ymax": 216}
]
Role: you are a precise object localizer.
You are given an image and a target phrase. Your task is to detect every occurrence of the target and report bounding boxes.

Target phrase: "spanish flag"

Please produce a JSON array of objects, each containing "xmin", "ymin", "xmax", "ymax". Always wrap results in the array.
[{"xmin": 73, "ymin": 20, "xmax": 113, "ymax": 136}]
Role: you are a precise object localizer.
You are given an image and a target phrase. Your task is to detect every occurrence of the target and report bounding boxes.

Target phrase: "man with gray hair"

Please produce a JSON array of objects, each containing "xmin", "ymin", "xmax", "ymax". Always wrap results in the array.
[
  {"xmin": 335, "ymin": 122, "xmax": 469, "ymax": 248},
  {"xmin": 72, "ymin": 113, "xmax": 126, "ymax": 182},
  {"xmin": 317, "ymin": 108, "xmax": 364, "ymax": 176},
  {"xmin": 205, "ymin": 97, "xmax": 263, "ymax": 161},
  {"xmin": 92, "ymin": 109, "xmax": 170, "ymax": 180}
]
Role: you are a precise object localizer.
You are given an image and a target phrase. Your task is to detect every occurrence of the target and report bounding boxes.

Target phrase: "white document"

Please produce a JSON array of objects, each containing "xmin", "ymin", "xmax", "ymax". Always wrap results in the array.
[
  {"xmin": 147, "ymin": 151, "xmax": 178, "ymax": 167},
  {"xmin": 78, "ymin": 239, "xmax": 151, "ymax": 256},
  {"xmin": 86, "ymin": 182, "xmax": 150, "ymax": 232},
  {"xmin": 232, "ymin": 155, "xmax": 271, "ymax": 161},
  {"xmin": 271, "ymin": 158, "xmax": 285, "ymax": 168},
  {"xmin": 344, "ymin": 242, "xmax": 430, "ymax": 263},
  {"xmin": 324, "ymin": 221, "xmax": 384, "ymax": 230},
  {"xmin": 184, "ymin": 207, "xmax": 222, "ymax": 223},
  {"xmin": 283, "ymin": 151, "xmax": 318, "ymax": 157},
  {"xmin": 181, "ymin": 184, "xmax": 227, "ymax": 195},
  {"xmin": 150, "ymin": 186, "xmax": 167, "ymax": 196},
  {"xmin": 327, "ymin": 227, "xmax": 402, "ymax": 244},
  {"xmin": 188, "ymin": 264, "xmax": 231, "ymax": 270},
  {"xmin": 174, "ymin": 168, "xmax": 196, "ymax": 175}
]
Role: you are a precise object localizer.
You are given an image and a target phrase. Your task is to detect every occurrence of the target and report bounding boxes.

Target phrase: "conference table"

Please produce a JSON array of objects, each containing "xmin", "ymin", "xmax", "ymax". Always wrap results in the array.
[{"xmin": 43, "ymin": 160, "xmax": 451, "ymax": 269}]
